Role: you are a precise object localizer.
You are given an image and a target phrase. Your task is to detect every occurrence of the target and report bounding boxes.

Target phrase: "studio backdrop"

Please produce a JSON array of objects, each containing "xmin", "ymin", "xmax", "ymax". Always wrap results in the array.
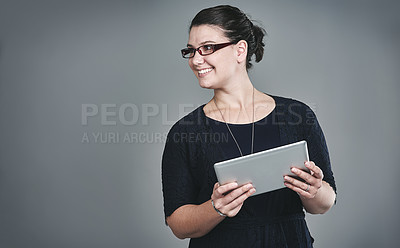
[{"xmin": 0, "ymin": 0, "xmax": 399, "ymax": 247}]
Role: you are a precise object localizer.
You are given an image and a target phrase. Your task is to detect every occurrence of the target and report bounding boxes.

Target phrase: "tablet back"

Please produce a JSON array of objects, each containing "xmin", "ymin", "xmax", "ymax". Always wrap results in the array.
[{"xmin": 214, "ymin": 140, "xmax": 309, "ymax": 196}]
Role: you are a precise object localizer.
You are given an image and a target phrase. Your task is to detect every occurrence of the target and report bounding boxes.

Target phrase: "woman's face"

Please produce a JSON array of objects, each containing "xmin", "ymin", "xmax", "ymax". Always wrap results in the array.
[{"xmin": 187, "ymin": 25, "xmax": 238, "ymax": 89}]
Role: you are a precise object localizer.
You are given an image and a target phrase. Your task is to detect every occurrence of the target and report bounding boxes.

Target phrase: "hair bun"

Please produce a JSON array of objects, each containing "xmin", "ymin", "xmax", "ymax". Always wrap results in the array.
[{"xmin": 251, "ymin": 25, "xmax": 266, "ymax": 63}]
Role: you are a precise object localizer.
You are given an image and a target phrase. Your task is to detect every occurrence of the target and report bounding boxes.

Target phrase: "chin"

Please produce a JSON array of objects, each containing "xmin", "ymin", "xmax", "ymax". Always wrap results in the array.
[{"xmin": 198, "ymin": 80, "xmax": 215, "ymax": 89}]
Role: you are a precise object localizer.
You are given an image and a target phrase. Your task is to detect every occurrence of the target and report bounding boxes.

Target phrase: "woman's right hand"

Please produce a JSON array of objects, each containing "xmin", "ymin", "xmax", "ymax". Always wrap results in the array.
[{"xmin": 210, "ymin": 182, "xmax": 256, "ymax": 217}]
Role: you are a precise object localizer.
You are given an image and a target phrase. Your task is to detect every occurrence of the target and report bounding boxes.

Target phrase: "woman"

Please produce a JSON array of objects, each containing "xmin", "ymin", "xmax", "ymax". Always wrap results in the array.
[{"xmin": 162, "ymin": 5, "xmax": 336, "ymax": 247}]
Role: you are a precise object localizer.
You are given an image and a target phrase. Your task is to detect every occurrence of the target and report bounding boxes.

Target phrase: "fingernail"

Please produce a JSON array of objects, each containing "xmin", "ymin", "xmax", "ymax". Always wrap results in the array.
[
  {"xmin": 291, "ymin": 168, "xmax": 298, "ymax": 173},
  {"xmin": 250, "ymin": 188, "xmax": 256, "ymax": 194}
]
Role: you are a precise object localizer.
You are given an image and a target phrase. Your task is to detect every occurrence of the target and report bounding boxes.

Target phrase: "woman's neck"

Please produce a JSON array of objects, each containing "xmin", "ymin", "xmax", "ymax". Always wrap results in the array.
[{"xmin": 213, "ymin": 74, "xmax": 254, "ymax": 109}]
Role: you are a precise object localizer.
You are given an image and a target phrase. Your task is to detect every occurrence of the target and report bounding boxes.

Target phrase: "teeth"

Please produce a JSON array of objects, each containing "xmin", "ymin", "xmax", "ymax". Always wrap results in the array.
[{"xmin": 198, "ymin": 68, "xmax": 213, "ymax": 74}]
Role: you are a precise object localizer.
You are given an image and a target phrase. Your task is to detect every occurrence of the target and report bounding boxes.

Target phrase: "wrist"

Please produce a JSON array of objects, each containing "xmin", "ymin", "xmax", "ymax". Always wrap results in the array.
[{"xmin": 211, "ymin": 199, "xmax": 227, "ymax": 217}]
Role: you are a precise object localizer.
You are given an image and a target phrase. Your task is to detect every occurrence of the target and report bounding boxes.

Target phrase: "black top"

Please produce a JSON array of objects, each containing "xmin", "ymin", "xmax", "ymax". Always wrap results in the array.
[
  {"xmin": 162, "ymin": 95, "xmax": 336, "ymax": 247},
  {"xmin": 206, "ymin": 109, "xmax": 281, "ymax": 158}
]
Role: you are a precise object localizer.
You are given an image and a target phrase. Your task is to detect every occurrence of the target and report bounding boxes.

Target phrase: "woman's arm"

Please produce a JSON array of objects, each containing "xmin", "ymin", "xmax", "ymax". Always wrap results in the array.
[
  {"xmin": 166, "ymin": 182, "xmax": 255, "ymax": 239},
  {"xmin": 283, "ymin": 161, "xmax": 336, "ymax": 214},
  {"xmin": 166, "ymin": 201, "xmax": 223, "ymax": 239}
]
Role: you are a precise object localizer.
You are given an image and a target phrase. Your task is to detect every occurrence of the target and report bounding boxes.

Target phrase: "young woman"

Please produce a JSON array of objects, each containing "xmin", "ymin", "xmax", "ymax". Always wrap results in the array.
[{"xmin": 162, "ymin": 5, "xmax": 336, "ymax": 247}]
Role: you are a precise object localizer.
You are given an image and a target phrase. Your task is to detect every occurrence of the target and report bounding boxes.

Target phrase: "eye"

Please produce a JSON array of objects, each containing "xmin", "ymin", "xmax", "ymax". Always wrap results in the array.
[{"xmin": 203, "ymin": 44, "xmax": 214, "ymax": 51}]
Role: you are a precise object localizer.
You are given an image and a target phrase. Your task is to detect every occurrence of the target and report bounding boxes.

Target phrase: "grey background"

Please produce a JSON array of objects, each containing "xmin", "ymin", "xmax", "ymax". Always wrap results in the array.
[{"xmin": 0, "ymin": 0, "xmax": 399, "ymax": 247}]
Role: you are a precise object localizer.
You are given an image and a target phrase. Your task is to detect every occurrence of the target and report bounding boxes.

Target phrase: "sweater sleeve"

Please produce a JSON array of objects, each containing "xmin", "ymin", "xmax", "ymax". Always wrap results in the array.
[
  {"xmin": 161, "ymin": 123, "xmax": 198, "ymax": 219},
  {"xmin": 303, "ymin": 106, "xmax": 337, "ymax": 194}
]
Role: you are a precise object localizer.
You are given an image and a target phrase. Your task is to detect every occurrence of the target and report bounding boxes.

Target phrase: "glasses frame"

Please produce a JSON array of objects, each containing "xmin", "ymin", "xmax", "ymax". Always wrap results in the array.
[{"xmin": 181, "ymin": 42, "xmax": 234, "ymax": 59}]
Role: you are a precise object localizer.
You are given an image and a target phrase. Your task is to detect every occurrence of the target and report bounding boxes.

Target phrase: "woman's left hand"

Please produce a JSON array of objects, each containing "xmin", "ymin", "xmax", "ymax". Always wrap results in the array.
[{"xmin": 283, "ymin": 161, "xmax": 323, "ymax": 199}]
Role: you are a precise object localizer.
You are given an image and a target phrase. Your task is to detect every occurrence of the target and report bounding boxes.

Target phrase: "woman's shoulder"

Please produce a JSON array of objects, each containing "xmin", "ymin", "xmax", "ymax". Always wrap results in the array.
[
  {"xmin": 268, "ymin": 94, "xmax": 318, "ymax": 129},
  {"xmin": 269, "ymin": 94, "xmax": 308, "ymax": 107},
  {"xmin": 269, "ymin": 94, "xmax": 314, "ymax": 114},
  {"xmin": 167, "ymin": 104, "xmax": 207, "ymax": 134}
]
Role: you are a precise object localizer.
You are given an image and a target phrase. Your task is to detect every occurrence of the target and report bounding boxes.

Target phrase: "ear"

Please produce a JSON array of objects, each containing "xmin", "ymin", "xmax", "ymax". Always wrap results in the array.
[{"xmin": 235, "ymin": 40, "xmax": 248, "ymax": 64}]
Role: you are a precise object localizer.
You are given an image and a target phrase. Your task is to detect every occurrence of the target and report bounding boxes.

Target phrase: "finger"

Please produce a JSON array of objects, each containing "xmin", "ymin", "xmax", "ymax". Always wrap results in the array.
[
  {"xmin": 290, "ymin": 167, "xmax": 315, "ymax": 185},
  {"xmin": 305, "ymin": 161, "xmax": 324, "ymax": 179},
  {"xmin": 214, "ymin": 182, "xmax": 239, "ymax": 198},
  {"xmin": 226, "ymin": 202, "xmax": 244, "ymax": 217},
  {"xmin": 213, "ymin": 184, "xmax": 255, "ymax": 215},
  {"xmin": 223, "ymin": 183, "xmax": 254, "ymax": 203},
  {"xmin": 213, "ymin": 182, "xmax": 219, "ymax": 191},
  {"xmin": 223, "ymin": 187, "xmax": 256, "ymax": 215},
  {"xmin": 284, "ymin": 181, "xmax": 313, "ymax": 198},
  {"xmin": 284, "ymin": 175, "xmax": 311, "ymax": 192}
]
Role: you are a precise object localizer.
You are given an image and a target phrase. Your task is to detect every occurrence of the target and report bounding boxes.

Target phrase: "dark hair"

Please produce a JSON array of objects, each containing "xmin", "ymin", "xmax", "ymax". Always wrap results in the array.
[{"xmin": 190, "ymin": 5, "xmax": 266, "ymax": 70}]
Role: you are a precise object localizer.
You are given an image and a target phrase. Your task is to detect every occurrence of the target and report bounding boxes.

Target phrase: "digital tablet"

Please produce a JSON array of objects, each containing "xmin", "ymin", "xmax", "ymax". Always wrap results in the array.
[{"xmin": 214, "ymin": 140, "xmax": 310, "ymax": 196}]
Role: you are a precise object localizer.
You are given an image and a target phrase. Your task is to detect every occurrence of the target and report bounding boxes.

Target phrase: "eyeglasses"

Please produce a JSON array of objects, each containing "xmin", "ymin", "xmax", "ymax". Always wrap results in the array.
[{"xmin": 181, "ymin": 42, "xmax": 234, "ymax": 59}]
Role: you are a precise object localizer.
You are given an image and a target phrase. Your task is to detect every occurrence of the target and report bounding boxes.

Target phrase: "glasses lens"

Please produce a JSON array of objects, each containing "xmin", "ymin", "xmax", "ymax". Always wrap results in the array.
[
  {"xmin": 199, "ymin": 45, "xmax": 215, "ymax": 55},
  {"xmin": 181, "ymin": 48, "xmax": 195, "ymax": 58}
]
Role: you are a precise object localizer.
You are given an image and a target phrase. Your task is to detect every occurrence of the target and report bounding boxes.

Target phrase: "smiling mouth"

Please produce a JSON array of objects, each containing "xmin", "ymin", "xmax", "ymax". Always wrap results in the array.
[{"xmin": 198, "ymin": 67, "xmax": 214, "ymax": 77}]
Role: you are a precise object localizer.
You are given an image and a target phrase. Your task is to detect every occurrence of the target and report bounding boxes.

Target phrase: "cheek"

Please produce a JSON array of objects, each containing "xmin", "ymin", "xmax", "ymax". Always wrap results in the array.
[
  {"xmin": 188, "ymin": 59, "xmax": 195, "ymax": 70},
  {"xmin": 216, "ymin": 62, "xmax": 231, "ymax": 74}
]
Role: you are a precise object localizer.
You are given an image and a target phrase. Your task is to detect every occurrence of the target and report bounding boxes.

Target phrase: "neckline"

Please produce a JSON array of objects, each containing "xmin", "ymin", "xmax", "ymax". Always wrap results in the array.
[
  {"xmin": 201, "ymin": 94, "xmax": 276, "ymax": 125},
  {"xmin": 205, "ymin": 111, "xmax": 273, "ymax": 126}
]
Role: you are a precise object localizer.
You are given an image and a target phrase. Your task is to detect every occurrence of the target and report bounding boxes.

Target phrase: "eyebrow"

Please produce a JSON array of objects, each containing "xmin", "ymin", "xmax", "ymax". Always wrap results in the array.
[{"xmin": 186, "ymin": 40, "xmax": 217, "ymax": 47}]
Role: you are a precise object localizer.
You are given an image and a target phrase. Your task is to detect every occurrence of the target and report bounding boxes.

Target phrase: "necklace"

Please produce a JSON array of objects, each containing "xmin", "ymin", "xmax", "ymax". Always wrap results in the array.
[{"xmin": 213, "ymin": 87, "xmax": 255, "ymax": 156}]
